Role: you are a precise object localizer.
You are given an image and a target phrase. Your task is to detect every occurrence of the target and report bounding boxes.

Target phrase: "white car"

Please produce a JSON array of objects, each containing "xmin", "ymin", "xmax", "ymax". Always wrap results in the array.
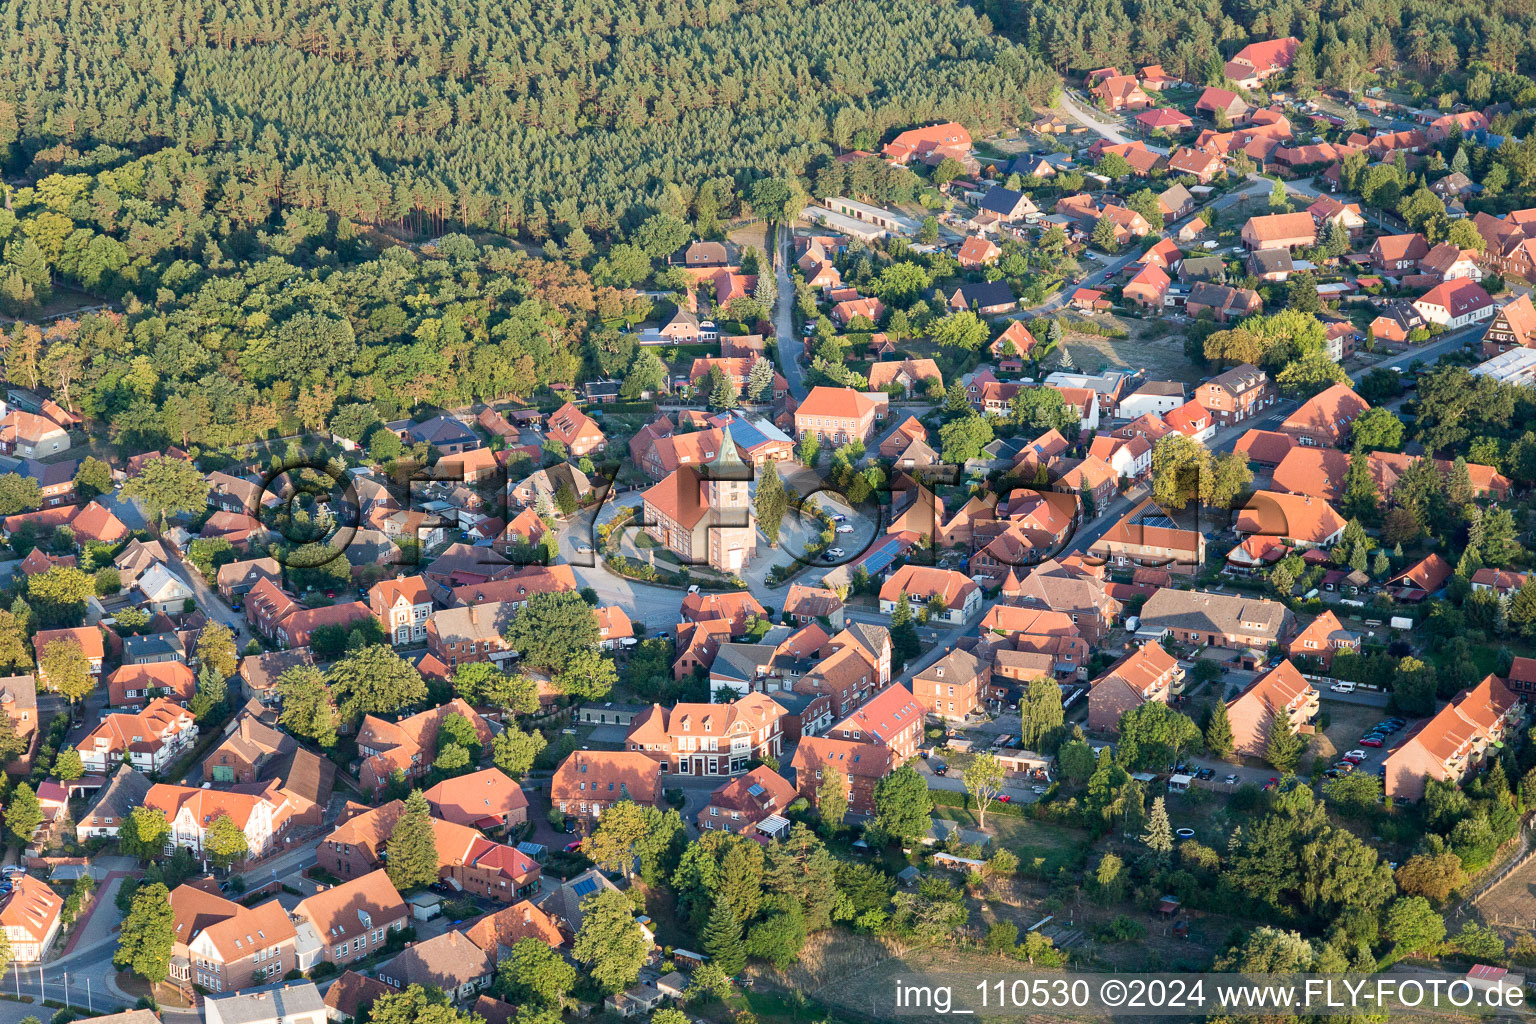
[
  {"xmin": 835, "ymin": 525, "xmax": 853, "ymax": 534},
  {"xmin": 827, "ymin": 547, "xmax": 846, "ymax": 558},
  {"xmin": 1331, "ymin": 680, "xmax": 1356, "ymax": 693}
]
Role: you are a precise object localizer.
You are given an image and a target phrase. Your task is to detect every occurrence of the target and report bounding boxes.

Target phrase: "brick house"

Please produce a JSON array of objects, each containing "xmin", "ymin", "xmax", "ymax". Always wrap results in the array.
[
  {"xmin": 790, "ymin": 736, "xmax": 894, "ymax": 816},
  {"xmin": 550, "ymin": 750, "xmax": 664, "ymax": 824},
  {"xmin": 107, "ymin": 661, "xmax": 196, "ymax": 708},
  {"xmin": 1087, "ymin": 642, "xmax": 1182, "ymax": 733},
  {"xmin": 1240, "ymin": 212, "xmax": 1317, "ymax": 251},
  {"xmin": 425, "ymin": 601, "xmax": 516, "ymax": 670},
  {"xmin": 912, "ymin": 648, "xmax": 987, "ymax": 720},
  {"xmin": 1137, "ymin": 588, "xmax": 1294, "ymax": 649},
  {"xmin": 1278, "ymin": 383, "xmax": 1370, "ymax": 448},
  {"xmin": 423, "ymin": 767, "xmax": 529, "ymax": 830},
  {"xmin": 1384, "ymin": 675, "xmax": 1521, "ymax": 801},
  {"xmin": 318, "ymin": 801, "xmax": 404, "ymax": 879},
  {"xmin": 545, "ymin": 402, "xmax": 606, "ymax": 457},
  {"xmin": 1481, "ymin": 294, "xmax": 1536, "ymax": 355},
  {"xmin": 32, "ymin": 626, "xmax": 104, "ymax": 688},
  {"xmin": 624, "ymin": 693, "xmax": 786, "ymax": 777},
  {"xmin": 1413, "ymin": 279, "xmax": 1495, "ymax": 328},
  {"xmin": 878, "ymin": 566, "xmax": 981, "ymax": 625},
  {"xmin": 357, "ymin": 699, "xmax": 493, "ymax": 793},
  {"xmin": 168, "ymin": 885, "xmax": 297, "ymax": 994},
  {"xmin": 1087, "ymin": 498, "xmax": 1206, "ymax": 574},
  {"xmin": 1198, "ymin": 363, "xmax": 1275, "ymax": 425},
  {"xmin": 697, "ymin": 766, "xmax": 798, "ymax": 836},
  {"xmin": 1370, "ymin": 233, "xmax": 1430, "ymax": 273},
  {"xmin": 1225, "ymin": 660, "xmax": 1319, "ymax": 758},
  {"xmin": 294, "ymin": 869, "xmax": 409, "ymax": 967},
  {"xmin": 826, "ymin": 683, "xmax": 924, "ymax": 762},
  {"xmin": 1285, "ymin": 611, "xmax": 1360, "ymax": 670}
]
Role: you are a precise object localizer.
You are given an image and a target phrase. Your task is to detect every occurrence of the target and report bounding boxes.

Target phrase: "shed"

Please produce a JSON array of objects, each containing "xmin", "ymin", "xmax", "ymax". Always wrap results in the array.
[
  {"xmin": 1167, "ymin": 773, "xmax": 1193, "ymax": 793},
  {"xmin": 897, "ymin": 866, "xmax": 923, "ymax": 887}
]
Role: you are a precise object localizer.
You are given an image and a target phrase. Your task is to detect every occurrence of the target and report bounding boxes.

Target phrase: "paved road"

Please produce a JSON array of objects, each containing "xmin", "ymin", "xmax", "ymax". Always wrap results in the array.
[
  {"xmin": 1056, "ymin": 90, "xmax": 1136, "ymax": 148},
  {"xmin": 557, "ymin": 491, "xmax": 686, "ymax": 629},
  {"xmin": 773, "ymin": 223, "xmax": 809, "ymax": 402}
]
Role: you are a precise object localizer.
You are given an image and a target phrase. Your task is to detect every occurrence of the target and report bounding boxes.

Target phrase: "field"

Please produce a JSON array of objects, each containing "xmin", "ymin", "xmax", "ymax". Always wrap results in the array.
[{"xmin": 1054, "ymin": 316, "xmax": 1204, "ymax": 383}]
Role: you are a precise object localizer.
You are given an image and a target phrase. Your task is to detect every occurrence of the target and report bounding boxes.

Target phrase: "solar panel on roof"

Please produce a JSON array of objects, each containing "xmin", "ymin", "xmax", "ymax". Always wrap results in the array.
[
  {"xmin": 571, "ymin": 878, "xmax": 599, "ymax": 897},
  {"xmin": 1137, "ymin": 512, "xmax": 1177, "ymax": 529},
  {"xmin": 746, "ymin": 783, "xmax": 765, "ymax": 796}
]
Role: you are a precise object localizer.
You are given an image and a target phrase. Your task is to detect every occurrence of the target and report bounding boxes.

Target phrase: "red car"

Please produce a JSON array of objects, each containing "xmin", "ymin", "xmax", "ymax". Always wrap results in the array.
[
  {"xmin": 1263, "ymin": 777, "xmax": 1279, "ymax": 790},
  {"xmin": 1361, "ymin": 736, "xmax": 1384, "ymax": 747},
  {"xmin": 998, "ymin": 795, "xmax": 1012, "ymax": 803},
  {"xmin": 564, "ymin": 841, "xmax": 583, "ymax": 853}
]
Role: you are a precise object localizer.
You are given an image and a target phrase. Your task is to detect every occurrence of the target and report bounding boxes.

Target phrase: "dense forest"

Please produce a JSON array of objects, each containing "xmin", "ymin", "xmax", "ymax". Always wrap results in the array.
[
  {"xmin": 0, "ymin": 0, "xmax": 1054, "ymax": 239},
  {"xmin": 984, "ymin": 0, "xmax": 1536, "ymax": 131}
]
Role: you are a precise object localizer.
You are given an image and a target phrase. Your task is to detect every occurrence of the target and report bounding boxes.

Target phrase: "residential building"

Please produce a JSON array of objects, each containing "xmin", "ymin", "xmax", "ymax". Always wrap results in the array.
[
  {"xmin": 625, "ymin": 694, "xmax": 785, "ymax": 776},
  {"xmin": 76, "ymin": 765, "xmax": 154, "ymax": 840},
  {"xmin": 1092, "ymin": 74, "xmax": 1152, "ymax": 111},
  {"xmin": 422, "ymin": 768, "xmax": 529, "ymax": 830},
  {"xmin": 78, "ymin": 698, "xmax": 198, "ymax": 774},
  {"xmin": 406, "ymin": 416, "xmax": 479, "ymax": 455},
  {"xmin": 107, "ymin": 661, "xmax": 196, "ymax": 708},
  {"xmin": 377, "ymin": 931, "xmax": 493, "ymax": 1004},
  {"xmin": 1481, "ymin": 294, "xmax": 1536, "ymax": 355},
  {"xmin": 790, "ymin": 735, "xmax": 895, "ymax": 816},
  {"xmin": 216, "ymin": 557, "xmax": 281, "ymax": 602},
  {"xmin": 357, "ymin": 699, "xmax": 492, "ymax": 793},
  {"xmin": 461, "ymin": 900, "xmax": 565, "ymax": 958},
  {"xmin": 1224, "ymin": 37, "xmax": 1299, "ymax": 87},
  {"xmin": 168, "ymin": 885, "xmax": 297, "ymax": 994},
  {"xmin": 878, "ymin": 566, "xmax": 981, "ymax": 624},
  {"xmin": 1278, "ymin": 383, "xmax": 1369, "ymax": 448},
  {"xmin": 1385, "ymin": 675, "xmax": 1521, "ymax": 801},
  {"xmin": 1370, "ymin": 233, "xmax": 1430, "ymax": 273},
  {"xmin": 0, "ymin": 412, "xmax": 69, "ymax": 458},
  {"xmin": 318, "ymin": 801, "xmax": 404, "ymax": 880},
  {"xmin": 827, "ymin": 683, "xmax": 924, "ymax": 761},
  {"xmin": 697, "ymin": 766, "xmax": 798, "ymax": 837},
  {"xmin": 912, "ymin": 648, "xmax": 986, "ymax": 720},
  {"xmin": 0, "ymin": 877, "xmax": 63, "ymax": 962},
  {"xmin": 293, "ymin": 871, "xmax": 409, "ymax": 968},
  {"xmin": 1198, "ymin": 363, "xmax": 1275, "ymax": 424},
  {"xmin": 1088, "ymin": 498, "xmax": 1205, "ymax": 574},
  {"xmin": 1285, "ymin": 611, "xmax": 1360, "ymax": 669},
  {"xmin": 206, "ymin": 983, "xmax": 327, "ymax": 1024},
  {"xmin": 1241, "ymin": 212, "xmax": 1317, "ymax": 251},
  {"xmin": 867, "ymin": 358, "xmax": 942, "ymax": 397},
  {"xmin": 1226, "ymin": 660, "xmax": 1319, "ymax": 758},
  {"xmin": 425, "ymin": 601, "xmax": 516, "ymax": 670},
  {"xmin": 369, "ymin": 576, "xmax": 432, "ymax": 646},
  {"xmin": 203, "ymin": 708, "xmax": 296, "ymax": 784},
  {"xmin": 147, "ymin": 784, "xmax": 292, "ymax": 860},
  {"xmin": 33, "ymin": 626, "xmax": 104, "ymax": 687},
  {"xmin": 882, "ymin": 122, "xmax": 972, "ymax": 164},
  {"xmin": 431, "ymin": 817, "xmax": 541, "ymax": 902},
  {"xmin": 545, "ymin": 402, "xmax": 606, "ymax": 457},
  {"xmin": 1414, "ymin": 279, "xmax": 1495, "ymax": 328},
  {"xmin": 946, "ymin": 280, "xmax": 1016, "ymax": 315},
  {"xmin": 1196, "ymin": 87, "xmax": 1249, "ymax": 122},
  {"xmin": 1185, "ymin": 282, "xmax": 1262, "ymax": 322},
  {"xmin": 782, "ymin": 583, "xmax": 845, "ymax": 629},
  {"xmin": 550, "ymin": 750, "xmax": 664, "ymax": 823},
  {"xmin": 1137, "ymin": 588, "xmax": 1294, "ymax": 649},
  {"xmin": 1087, "ymin": 642, "xmax": 1182, "ymax": 733}
]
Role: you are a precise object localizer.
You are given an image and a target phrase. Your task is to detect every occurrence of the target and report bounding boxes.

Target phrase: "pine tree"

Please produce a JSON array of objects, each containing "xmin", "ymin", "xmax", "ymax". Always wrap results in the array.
[
  {"xmin": 385, "ymin": 790, "xmax": 441, "ymax": 891},
  {"xmin": 1349, "ymin": 541, "xmax": 1368, "ymax": 573},
  {"xmin": 889, "ymin": 591, "xmax": 920, "ymax": 669},
  {"xmin": 816, "ymin": 764, "xmax": 847, "ymax": 829},
  {"xmin": 702, "ymin": 900, "xmax": 746, "ymax": 976},
  {"xmin": 1265, "ymin": 712, "xmax": 1303, "ymax": 772},
  {"xmin": 745, "ymin": 357, "xmax": 775, "ymax": 403},
  {"xmin": 1091, "ymin": 215, "xmax": 1118, "ymax": 253},
  {"xmin": 1452, "ymin": 146, "xmax": 1470, "ymax": 176},
  {"xmin": 1142, "ymin": 796, "xmax": 1173, "ymax": 859},
  {"xmin": 754, "ymin": 463, "xmax": 787, "ymax": 546},
  {"xmin": 1056, "ymin": 342, "xmax": 1075, "ymax": 371},
  {"xmin": 708, "ymin": 365, "xmax": 739, "ymax": 410},
  {"xmin": 1372, "ymin": 550, "xmax": 1390, "ymax": 578},
  {"xmin": 1205, "ymin": 700, "xmax": 1234, "ymax": 758}
]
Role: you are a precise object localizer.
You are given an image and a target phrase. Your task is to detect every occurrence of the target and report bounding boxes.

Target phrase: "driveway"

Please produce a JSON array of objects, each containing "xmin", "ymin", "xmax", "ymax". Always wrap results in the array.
[{"xmin": 557, "ymin": 491, "xmax": 685, "ymax": 629}]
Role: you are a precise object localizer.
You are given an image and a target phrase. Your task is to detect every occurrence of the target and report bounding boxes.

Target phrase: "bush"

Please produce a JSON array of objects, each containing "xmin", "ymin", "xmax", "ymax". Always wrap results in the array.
[{"xmin": 307, "ymin": 962, "xmax": 339, "ymax": 980}]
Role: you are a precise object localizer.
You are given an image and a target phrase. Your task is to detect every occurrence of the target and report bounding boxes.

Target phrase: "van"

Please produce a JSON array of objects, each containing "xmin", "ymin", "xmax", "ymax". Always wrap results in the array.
[
  {"xmin": 1331, "ymin": 680, "xmax": 1356, "ymax": 694},
  {"xmin": 1125, "ymin": 615, "xmax": 1140, "ymax": 632}
]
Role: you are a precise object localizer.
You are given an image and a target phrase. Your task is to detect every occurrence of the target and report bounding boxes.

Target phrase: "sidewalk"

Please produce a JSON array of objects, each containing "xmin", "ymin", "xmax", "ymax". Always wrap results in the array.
[{"xmin": 56, "ymin": 871, "xmax": 129, "ymax": 958}]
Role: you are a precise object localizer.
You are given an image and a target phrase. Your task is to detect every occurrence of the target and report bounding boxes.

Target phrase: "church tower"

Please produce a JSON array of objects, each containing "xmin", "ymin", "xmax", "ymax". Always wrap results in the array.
[{"xmin": 705, "ymin": 424, "xmax": 751, "ymax": 511}]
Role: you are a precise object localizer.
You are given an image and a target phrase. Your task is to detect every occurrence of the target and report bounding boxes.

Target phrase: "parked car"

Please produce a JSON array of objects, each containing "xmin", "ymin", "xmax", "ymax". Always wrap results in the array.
[
  {"xmin": 836, "ymin": 525, "xmax": 853, "ymax": 534},
  {"xmin": 1263, "ymin": 777, "xmax": 1279, "ymax": 790},
  {"xmin": 998, "ymin": 794, "xmax": 1011, "ymax": 803},
  {"xmin": 1332, "ymin": 762, "xmax": 1356, "ymax": 774},
  {"xmin": 1223, "ymin": 774, "xmax": 1239, "ymax": 785},
  {"xmin": 932, "ymin": 762, "xmax": 948, "ymax": 776},
  {"xmin": 1331, "ymin": 680, "xmax": 1356, "ymax": 693},
  {"xmin": 1196, "ymin": 767, "xmax": 1215, "ymax": 780},
  {"xmin": 827, "ymin": 547, "xmax": 846, "ymax": 558},
  {"xmin": 1361, "ymin": 736, "xmax": 1384, "ymax": 747},
  {"xmin": 1343, "ymin": 750, "xmax": 1367, "ymax": 763}
]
